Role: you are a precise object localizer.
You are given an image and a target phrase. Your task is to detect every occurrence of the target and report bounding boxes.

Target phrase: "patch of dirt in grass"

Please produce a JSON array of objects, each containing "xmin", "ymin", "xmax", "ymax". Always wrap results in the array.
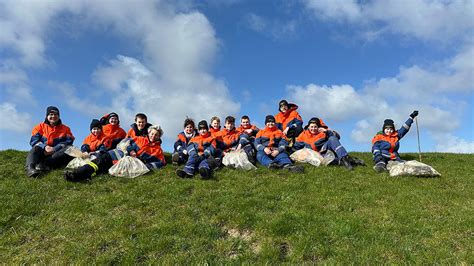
[
  {"xmin": 223, "ymin": 227, "xmax": 262, "ymax": 256},
  {"xmin": 278, "ymin": 242, "xmax": 291, "ymax": 259}
]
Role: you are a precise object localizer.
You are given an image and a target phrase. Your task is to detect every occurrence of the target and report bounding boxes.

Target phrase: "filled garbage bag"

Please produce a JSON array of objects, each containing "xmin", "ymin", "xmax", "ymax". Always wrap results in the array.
[
  {"xmin": 108, "ymin": 156, "xmax": 149, "ymax": 178},
  {"xmin": 290, "ymin": 148, "xmax": 325, "ymax": 167},
  {"xmin": 222, "ymin": 150, "xmax": 257, "ymax": 170},
  {"xmin": 387, "ymin": 160, "xmax": 441, "ymax": 177},
  {"xmin": 64, "ymin": 146, "xmax": 85, "ymax": 158}
]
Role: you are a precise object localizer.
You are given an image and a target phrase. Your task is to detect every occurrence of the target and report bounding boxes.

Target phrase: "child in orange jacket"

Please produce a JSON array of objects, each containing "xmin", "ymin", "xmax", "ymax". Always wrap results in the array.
[
  {"xmin": 275, "ymin": 100, "xmax": 303, "ymax": 144},
  {"xmin": 172, "ymin": 118, "xmax": 197, "ymax": 165},
  {"xmin": 100, "ymin": 112, "xmax": 127, "ymax": 149},
  {"xmin": 127, "ymin": 113, "xmax": 152, "ymax": 138},
  {"xmin": 81, "ymin": 119, "xmax": 109, "ymax": 157}
]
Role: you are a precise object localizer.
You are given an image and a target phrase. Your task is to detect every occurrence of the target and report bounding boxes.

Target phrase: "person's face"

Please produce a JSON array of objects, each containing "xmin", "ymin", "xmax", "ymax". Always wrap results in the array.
[
  {"xmin": 184, "ymin": 124, "xmax": 194, "ymax": 134},
  {"xmin": 136, "ymin": 117, "xmax": 147, "ymax": 130},
  {"xmin": 241, "ymin": 119, "xmax": 250, "ymax": 128},
  {"xmin": 384, "ymin": 127, "xmax": 394, "ymax": 135},
  {"xmin": 279, "ymin": 104, "xmax": 288, "ymax": 113},
  {"xmin": 199, "ymin": 128, "xmax": 208, "ymax": 135},
  {"xmin": 109, "ymin": 116, "xmax": 119, "ymax": 125},
  {"xmin": 308, "ymin": 123, "xmax": 318, "ymax": 134},
  {"xmin": 148, "ymin": 129, "xmax": 161, "ymax": 142},
  {"xmin": 211, "ymin": 120, "xmax": 220, "ymax": 129},
  {"xmin": 266, "ymin": 121, "xmax": 275, "ymax": 128},
  {"xmin": 225, "ymin": 121, "xmax": 235, "ymax": 131},
  {"xmin": 91, "ymin": 127, "xmax": 102, "ymax": 136},
  {"xmin": 47, "ymin": 112, "xmax": 59, "ymax": 124}
]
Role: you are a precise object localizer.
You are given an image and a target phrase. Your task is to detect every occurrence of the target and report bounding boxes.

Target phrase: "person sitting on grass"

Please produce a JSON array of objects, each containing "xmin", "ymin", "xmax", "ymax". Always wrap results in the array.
[
  {"xmin": 219, "ymin": 115, "xmax": 256, "ymax": 166},
  {"xmin": 372, "ymin": 111, "xmax": 419, "ymax": 173},
  {"xmin": 254, "ymin": 115, "xmax": 304, "ymax": 173},
  {"xmin": 294, "ymin": 117, "xmax": 362, "ymax": 170},
  {"xmin": 26, "ymin": 106, "xmax": 75, "ymax": 178},
  {"xmin": 176, "ymin": 120, "xmax": 217, "ymax": 179},
  {"xmin": 100, "ymin": 112, "xmax": 127, "ymax": 149},
  {"xmin": 275, "ymin": 100, "xmax": 304, "ymax": 146},
  {"xmin": 65, "ymin": 125, "xmax": 166, "ymax": 181},
  {"xmin": 81, "ymin": 119, "xmax": 109, "ymax": 158},
  {"xmin": 237, "ymin": 115, "xmax": 260, "ymax": 139},
  {"xmin": 172, "ymin": 118, "xmax": 197, "ymax": 165},
  {"xmin": 126, "ymin": 113, "xmax": 152, "ymax": 138}
]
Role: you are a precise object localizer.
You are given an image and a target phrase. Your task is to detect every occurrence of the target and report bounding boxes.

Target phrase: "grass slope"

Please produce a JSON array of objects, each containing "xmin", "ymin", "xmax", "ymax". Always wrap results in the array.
[{"xmin": 0, "ymin": 150, "xmax": 472, "ymax": 263}]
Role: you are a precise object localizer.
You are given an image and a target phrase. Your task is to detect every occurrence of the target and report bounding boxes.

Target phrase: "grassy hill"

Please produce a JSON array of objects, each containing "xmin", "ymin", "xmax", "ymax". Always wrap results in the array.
[{"xmin": 0, "ymin": 150, "xmax": 472, "ymax": 263}]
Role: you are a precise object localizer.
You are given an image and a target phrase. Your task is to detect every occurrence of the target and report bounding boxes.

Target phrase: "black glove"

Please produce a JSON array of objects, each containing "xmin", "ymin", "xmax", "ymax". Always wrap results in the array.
[{"xmin": 410, "ymin": 110, "xmax": 419, "ymax": 118}]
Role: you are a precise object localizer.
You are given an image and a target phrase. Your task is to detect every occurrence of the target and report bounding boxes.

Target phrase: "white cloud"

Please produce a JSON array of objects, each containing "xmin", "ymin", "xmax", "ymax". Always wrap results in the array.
[
  {"xmin": 304, "ymin": 0, "xmax": 474, "ymax": 42},
  {"xmin": 286, "ymin": 45, "xmax": 473, "ymax": 149},
  {"xmin": 434, "ymin": 134, "xmax": 474, "ymax": 153},
  {"xmin": 0, "ymin": 63, "xmax": 36, "ymax": 105},
  {"xmin": 244, "ymin": 13, "xmax": 297, "ymax": 40},
  {"xmin": 0, "ymin": 102, "xmax": 32, "ymax": 133},
  {"xmin": 89, "ymin": 55, "xmax": 239, "ymax": 139}
]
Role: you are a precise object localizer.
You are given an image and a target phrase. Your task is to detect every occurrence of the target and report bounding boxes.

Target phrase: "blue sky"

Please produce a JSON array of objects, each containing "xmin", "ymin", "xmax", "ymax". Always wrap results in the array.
[{"xmin": 1, "ymin": 0, "xmax": 473, "ymax": 153}]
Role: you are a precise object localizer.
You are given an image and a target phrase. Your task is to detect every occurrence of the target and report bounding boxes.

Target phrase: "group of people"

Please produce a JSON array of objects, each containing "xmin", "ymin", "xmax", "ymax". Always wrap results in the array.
[{"xmin": 25, "ymin": 100, "xmax": 419, "ymax": 181}]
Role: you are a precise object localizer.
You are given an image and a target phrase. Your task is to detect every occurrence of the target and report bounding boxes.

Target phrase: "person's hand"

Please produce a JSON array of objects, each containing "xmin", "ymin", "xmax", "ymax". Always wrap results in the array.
[
  {"xmin": 271, "ymin": 149, "xmax": 279, "ymax": 157},
  {"xmin": 318, "ymin": 128, "xmax": 327, "ymax": 133},
  {"xmin": 410, "ymin": 110, "xmax": 419, "ymax": 118},
  {"xmin": 264, "ymin": 147, "xmax": 272, "ymax": 155},
  {"xmin": 44, "ymin": 145, "xmax": 54, "ymax": 155},
  {"xmin": 245, "ymin": 129, "xmax": 252, "ymax": 134},
  {"xmin": 182, "ymin": 149, "xmax": 188, "ymax": 155},
  {"xmin": 130, "ymin": 151, "xmax": 137, "ymax": 157},
  {"xmin": 82, "ymin": 152, "xmax": 90, "ymax": 159},
  {"xmin": 283, "ymin": 127, "xmax": 289, "ymax": 135}
]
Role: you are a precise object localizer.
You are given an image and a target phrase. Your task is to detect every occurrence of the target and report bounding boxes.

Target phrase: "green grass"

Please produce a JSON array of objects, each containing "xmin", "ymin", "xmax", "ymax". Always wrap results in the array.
[{"xmin": 0, "ymin": 150, "xmax": 473, "ymax": 263}]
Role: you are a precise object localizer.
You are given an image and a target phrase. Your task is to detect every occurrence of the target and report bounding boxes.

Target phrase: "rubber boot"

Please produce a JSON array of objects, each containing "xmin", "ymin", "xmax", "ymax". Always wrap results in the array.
[{"xmin": 340, "ymin": 156, "xmax": 354, "ymax": 171}]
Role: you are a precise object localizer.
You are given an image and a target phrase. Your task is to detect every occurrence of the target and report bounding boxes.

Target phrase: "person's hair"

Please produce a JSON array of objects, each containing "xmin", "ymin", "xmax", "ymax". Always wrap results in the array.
[
  {"xmin": 241, "ymin": 115, "xmax": 249, "ymax": 120},
  {"xmin": 148, "ymin": 124, "xmax": 163, "ymax": 137},
  {"xmin": 135, "ymin": 113, "xmax": 147, "ymax": 121},
  {"xmin": 184, "ymin": 118, "xmax": 195, "ymax": 129},
  {"xmin": 210, "ymin": 116, "xmax": 220, "ymax": 124},
  {"xmin": 225, "ymin": 116, "xmax": 235, "ymax": 124}
]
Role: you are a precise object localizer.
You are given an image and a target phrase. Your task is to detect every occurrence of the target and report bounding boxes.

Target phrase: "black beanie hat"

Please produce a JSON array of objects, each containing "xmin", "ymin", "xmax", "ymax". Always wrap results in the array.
[
  {"xmin": 265, "ymin": 115, "xmax": 276, "ymax": 124},
  {"xmin": 383, "ymin": 119, "xmax": 395, "ymax": 130},
  {"xmin": 90, "ymin": 119, "xmax": 102, "ymax": 131},
  {"xmin": 198, "ymin": 120, "xmax": 209, "ymax": 130},
  {"xmin": 46, "ymin": 106, "xmax": 60, "ymax": 116},
  {"xmin": 108, "ymin": 112, "xmax": 119, "ymax": 119}
]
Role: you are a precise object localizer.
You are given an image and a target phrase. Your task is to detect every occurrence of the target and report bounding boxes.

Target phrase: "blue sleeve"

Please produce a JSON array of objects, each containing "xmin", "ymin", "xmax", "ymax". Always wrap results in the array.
[
  {"xmin": 81, "ymin": 144, "xmax": 90, "ymax": 153},
  {"xmin": 126, "ymin": 139, "xmax": 140, "ymax": 154},
  {"xmin": 288, "ymin": 118, "xmax": 303, "ymax": 129},
  {"xmin": 294, "ymin": 141, "xmax": 310, "ymax": 150},
  {"xmin": 238, "ymin": 134, "xmax": 250, "ymax": 146},
  {"xmin": 30, "ymin": 133, "xmax": 46, "ymax": 149},
  {"xmin": 174, "ymin": 138, "xmax": 185, "ymax": 153},
  {"xmin": 254, "ymin": 137, "xmax": 265, "ymax": 152},
  {"xmin": 397, "ymin": 117, "xmax": 413, "ymax": 139},
  {"xmin": 278, "ymin": 138, "xmax": 289, "ymax": 153}
]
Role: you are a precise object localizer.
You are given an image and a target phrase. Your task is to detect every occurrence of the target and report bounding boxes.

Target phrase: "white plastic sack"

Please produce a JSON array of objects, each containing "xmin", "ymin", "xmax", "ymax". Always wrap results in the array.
[
  {"xmin": 290, "ymin": 148, "xmax": 325, "ymax": 167},
  {"xmin": 222, "ymin": 150, "xmax": 257, "ymax": 170},
  {"xmin": 387, "ymin": 160, "xmax": 441, "ymax": 177},
  {"xmin": 64, "ymin": 146, "xmax": 84, "ymax": 158},
  {"xmin": 108, "ymin": 156, "xmax": 150, "ymax": 178},
  {"xmin": 115, "ymin": 138, "xmax": 131, "ymax": 155}
]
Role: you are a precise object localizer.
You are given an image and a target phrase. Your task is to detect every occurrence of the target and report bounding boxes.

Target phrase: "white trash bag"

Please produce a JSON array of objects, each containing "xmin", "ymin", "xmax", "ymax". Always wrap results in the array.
[
  {"xmin": 65, "ymin": 154, "xmax": 97, "ymax": 169},
  {"xmin": 108, "ymin": 156, "xmax": 150, "ymax": 178},
  {"xmin": 64, "ymin": 146, "xmax": 84, "ymax": 158},
  {"xmin": 115, "ymin": 138, "xmax": 131, "ymax": 155},
  {"xmin": 387, "ymin": 160, "xmax": 441, "ymax": 177},
  {"xmin": 222, "ymin": 150, "xmax": 257, "ymax": 170},
  {"xmin": 290, "ymin": 148, "xmax": 325, "ymax": 167}
]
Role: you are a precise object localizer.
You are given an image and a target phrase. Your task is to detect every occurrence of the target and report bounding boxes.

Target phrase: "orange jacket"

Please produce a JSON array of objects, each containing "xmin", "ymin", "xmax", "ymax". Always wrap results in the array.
[
  {"xmin": 219, "ymin": 128, "xmax": 247, "ymax": 151},
  {"xmin": 103, "ymin": 124, "xmax": 126, "ymax": 149},
  {"xmin": 188, "ymin": 132, "xmax": 217, "ymax": 157},
  {"xmin": 126, "ymin": 123, "xmax": 152, "ymax": 138},
  {"xmin": 255, "ymin": 126, "xmax": 288, "ymax": 152},
  {"xmin": 295, "ymin": 130, "xmax": 327, "ymax": 151},
  {"xmin": 210, "ymin": 127, "xmax": 223, "ymax": 137},
  {"xmin": 30, "ymin": 121, "xmax": 75, "ymax": 151},
  {"xmin": 81, "ymin": 132, "xmax": 109, "ymax": 153},
  {"xmin": 237, "ymin": 124, "xmax": 259, "ymax": 137},
  {"xmin": 275, "ymin": 104, "xmax": 303, "ymax": 131}
]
